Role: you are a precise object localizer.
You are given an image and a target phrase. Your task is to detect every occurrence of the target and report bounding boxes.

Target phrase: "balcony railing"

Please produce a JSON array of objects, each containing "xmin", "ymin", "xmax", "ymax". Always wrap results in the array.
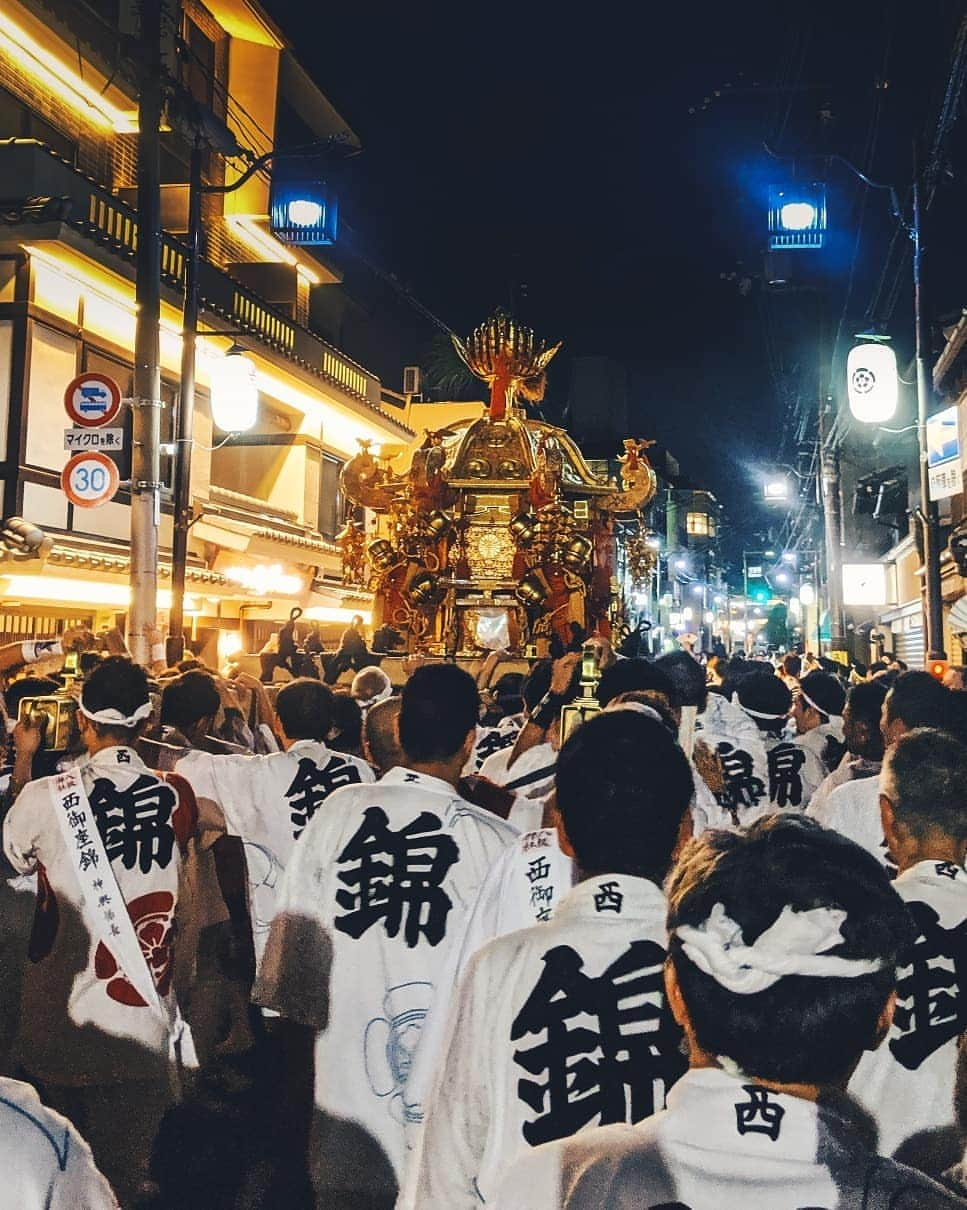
[{"xmin": 0, "ymin": 139, "xmax": 411, "ymax": 434}]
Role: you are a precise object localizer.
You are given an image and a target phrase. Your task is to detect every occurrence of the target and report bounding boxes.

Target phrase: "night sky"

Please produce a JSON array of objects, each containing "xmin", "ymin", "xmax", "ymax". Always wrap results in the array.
[{"xmin": 264, "ymin": 0, "xmax": 967, "ymax": 549}]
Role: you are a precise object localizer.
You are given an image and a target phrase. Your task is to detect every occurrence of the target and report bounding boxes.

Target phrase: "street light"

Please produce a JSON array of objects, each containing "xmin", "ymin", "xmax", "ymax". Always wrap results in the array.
[
  {"xmin": 763, "ymin": 477, "xmax": 791, "ymax": 502},
  {"xmin": 768, "ymin": 184, "xmax": 827, "ymax": 250},
  {"xmin": 209, "ymin": 344, "xmax": 259, "ymax": 432}
]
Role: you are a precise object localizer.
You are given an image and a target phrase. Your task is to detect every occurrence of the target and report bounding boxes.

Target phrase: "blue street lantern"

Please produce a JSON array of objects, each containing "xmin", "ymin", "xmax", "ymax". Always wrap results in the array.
[
  {"xmin": 768, "ymin": 184, "xmax": 827, "ymax": 250},
  {"xmin": 270, "ymin": 179, "xmax": 338, "ymax": 245}
]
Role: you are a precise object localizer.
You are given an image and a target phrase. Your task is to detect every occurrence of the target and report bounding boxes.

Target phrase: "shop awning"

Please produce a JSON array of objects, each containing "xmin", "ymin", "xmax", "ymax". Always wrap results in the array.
[{"xmin": 194, "ymin": 513, "xmax": 340, "ymax": 568}]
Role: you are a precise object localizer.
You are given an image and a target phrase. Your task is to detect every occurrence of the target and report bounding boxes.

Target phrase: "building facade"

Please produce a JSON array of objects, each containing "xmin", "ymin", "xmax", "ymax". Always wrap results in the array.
[{"xmin": 0, "ymin": 0, "xmax": 413, "ymax": 661}]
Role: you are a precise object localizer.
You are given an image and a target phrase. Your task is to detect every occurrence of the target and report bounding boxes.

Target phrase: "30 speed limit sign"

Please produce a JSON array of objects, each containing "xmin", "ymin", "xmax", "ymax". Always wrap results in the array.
[{"xmin": 61, "ymin": 451, "xmax": 120, "ymax": 509}]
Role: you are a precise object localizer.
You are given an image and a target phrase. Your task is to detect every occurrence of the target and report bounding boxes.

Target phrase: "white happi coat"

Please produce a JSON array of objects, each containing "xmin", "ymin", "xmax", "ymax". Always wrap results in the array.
[
  {"xmin": 492, "ymin": 1066, "xmax": 964, "ymax": 1210},
  {"xmin": 808, "ymin": 754, "xmax": 880, "ymax": 817},
  {"xmin": 810, "ymin": 776, "xmax": 894, "ymax": 871},
  {"xmin": 469, "ymin": 715, "xmax": 524, "ymax": 773},
  {"xmin": 698, "ymin": 701, "xmax": 770, "ymax": 824},
  {"xmin": 760, "ymin": 730, "xmax": 819, "ymax": 812},
  {"xmin": 3, "ymin": 745, "xmax": 196, "ymax": 1084},
  {"xmin": 176, "ymin": 741, "xmax": 373, "ymax": 969},
  {"xmin": 412, "ymin": 874, "xmax": 684, "ymax": 1209},
  {"xmin": 850, "ymin": 858, "xmax": 967, "ymax": 1156},
  {"xmin": 0, "ymin": 1076, "xmax": 117, "ymax": 1208},
  {"xmin": 254, "ymin": 766, "xmax": 517, "ymax": 1201},
  {"xmin": 399, "ymin": 827, "xmax": 577, "ymax": 1172},
  {"xmin": 480, "ymin": 741, "xmax": 558, "ymax": 834}
]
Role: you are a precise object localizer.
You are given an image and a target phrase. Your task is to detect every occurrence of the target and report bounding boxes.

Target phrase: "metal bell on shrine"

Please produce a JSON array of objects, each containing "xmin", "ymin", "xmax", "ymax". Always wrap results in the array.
[
  {"xmin": 407, "ymin": 569, "xmax": 443, "ymax": 605},
  {"xmin": 422, "ymin": 510, "xmax": 453, "ymax": 539},
  {"xmin": 509, "ymin": 511, "xmax": 537, "ymax": 545},
  {"xmin": 368, "ymin": 539, "xmax": 398, "ymax": 571},
  {"xmin": 561, "ymin": 534, "xmax": 592, "ymax": 571},
  {"xmin": 515, "ymin": 570, "xmax": 548, "ymax": 607}
]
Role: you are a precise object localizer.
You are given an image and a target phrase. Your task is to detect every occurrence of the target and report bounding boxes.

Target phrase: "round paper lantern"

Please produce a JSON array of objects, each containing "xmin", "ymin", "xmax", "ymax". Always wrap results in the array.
[{"xmin": 847, "ymin": 343, "xmax": 898, "ymax": 424}]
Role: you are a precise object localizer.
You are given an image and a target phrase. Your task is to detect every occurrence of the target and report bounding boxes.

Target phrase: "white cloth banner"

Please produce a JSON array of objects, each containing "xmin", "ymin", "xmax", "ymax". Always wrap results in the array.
[{"xmin": 45, "ymin": 765, "xmax": 191, "ymax": 1066}]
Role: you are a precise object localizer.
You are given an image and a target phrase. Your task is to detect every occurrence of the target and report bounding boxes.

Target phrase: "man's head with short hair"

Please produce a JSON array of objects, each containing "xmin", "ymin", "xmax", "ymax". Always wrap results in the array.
[
  {"xmin": 843, "ymin": 679, "xmax": 889, "ymax": 761},
  {"xmin": 943, "ymin": 664, "xmax": 967, "ymax": 692},
  {"xmin": 781, "ymin": 653, "xmax": 801, "ymax": 679},
  {"xmin": 79, "ymin": 655, "xmax": 152, "ymax": 744},
  {"xmin": 399, "ymin": 664, "xmax": 479, "ymax": 767},
  {"xmin": 880, "ymin": 728, "xmax": 967, "ymax": 868},
  {"xmin": 328, "ymin": 692, "xmax": 363, "ymax": 755},
  {"xmin": 363, "ymin": 696, "xmax": 404, "ymax": 776},
  {"xmin": 666, "ymin": 815, "xmax": 915, "ymax": 1087},
  {"xmin": 275, "ymin": 678, "xmax": 334, "ymax": 743},
  {"xmin": 655, "ymin": 651, "xmax": 708, "ymax": 712},
  {"xmin": 736, "ymin": 673, "xmax": 792, "ymax": 734},
  {"xmin": 490, "ymin": 672, "xmax": 524, "ymax": 718},
  {"xmin": 161, "ymin": 671, "xmax": 221, "ymax": 735},
  {"xmin": 792, "ymin": 670, "xmax": 845, "ymax": 734},
  {"xmin": 350, "ymin": 666, "xmax": 392, "ymax": 709},
  {"xmin": 597, "ymin": 658, "xmax": 676, "ymax": 709},
  {"xmin": 4, "ymin": 675, "xmax": 60, "ymax": 718},
  {"xmin": 555, "ymin": 711, "xmax": 693, "ymax": 883},
  {"xmin": 882, "ymin": 670, "xmax": 949, "ymax": 748}
]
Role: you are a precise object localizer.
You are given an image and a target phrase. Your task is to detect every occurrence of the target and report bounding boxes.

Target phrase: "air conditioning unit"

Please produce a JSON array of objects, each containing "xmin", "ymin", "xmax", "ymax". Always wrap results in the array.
[{"xmin": 403, "ymin": 366, "xmax": 422, "ymax": 398}]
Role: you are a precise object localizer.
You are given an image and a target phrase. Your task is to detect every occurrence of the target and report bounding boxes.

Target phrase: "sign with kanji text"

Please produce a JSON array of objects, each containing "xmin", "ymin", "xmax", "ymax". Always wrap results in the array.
[
  {"xmin": 64, "ymin": 428, "xmax": 124, "ymax": 452},
  {"xmin": 927, "ymin": 405, "xmax": 963, "ymax": 502},
  {"xmin": 63, "ymin": 372, "xmax": 122, "ymax": 428},
  {"xmin": 61, "ymin": 451, "xmax": 119, "ymax": 509}
]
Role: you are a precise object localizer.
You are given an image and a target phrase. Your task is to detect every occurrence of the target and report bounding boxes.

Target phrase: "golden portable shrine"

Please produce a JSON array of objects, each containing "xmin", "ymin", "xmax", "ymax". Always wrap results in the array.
[{"xmin": 338, "ymin": 314, "xmax": 658, "ymax": 656}]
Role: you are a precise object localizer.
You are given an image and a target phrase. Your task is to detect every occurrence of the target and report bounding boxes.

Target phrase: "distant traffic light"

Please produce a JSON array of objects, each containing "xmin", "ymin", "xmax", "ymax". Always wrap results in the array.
[{"xmin": 928, "ymin": 659, "xmax": 948, "ymax": 683}]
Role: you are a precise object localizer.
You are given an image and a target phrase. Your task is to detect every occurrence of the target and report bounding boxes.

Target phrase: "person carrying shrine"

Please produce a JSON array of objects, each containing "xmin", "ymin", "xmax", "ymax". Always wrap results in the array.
[
  {"xmin": 252, "ymin": 664, "xmax": 518, "ymax": 1209},
  {"xmin": 3, "ymin": 657, "xmax": 200, "ymax": 1206},
  {"xmin": 492, "ymin": 816, "xmax": 962, "ymax": 1209},
  {"xmin": 409, "ymin": 710, "xmax": 692, "ymax": 1208}
]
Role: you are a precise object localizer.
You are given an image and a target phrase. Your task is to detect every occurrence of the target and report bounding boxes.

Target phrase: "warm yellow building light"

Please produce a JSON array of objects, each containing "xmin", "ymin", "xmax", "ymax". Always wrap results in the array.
[
  {"xmin": 303, "ymin": 605, "xmax": 373, "ymax": 626},
  {"xmin": 226, "ymin": 215, "xmax": 322, "ymax": 285},
  {"xmin": 0, "ymin": 575, "xmax": 196, "ymax": 611},
  {"xmin": 0, "ymin": 11, "xmax": 137, "ymax": 132}
]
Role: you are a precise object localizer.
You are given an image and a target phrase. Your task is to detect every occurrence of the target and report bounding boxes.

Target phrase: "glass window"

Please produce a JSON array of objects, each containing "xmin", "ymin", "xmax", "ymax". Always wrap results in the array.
[
  {"xmin": 318, "ymin": 455, "xmax": 344, "ymax": 539},
  {"xmin": 26, "ymin": 323, "xmax": 76, "ymax": 470},
  {"xmin": 0, "ymin": 86, "xmax": 77, "ymax": 165},
  {"xmin": 686, "ymin": 511, "xmax": 711, "ymax": 537},
  {"xmin": 183, "ymin": 18, "xmax": 216, "ymax": 107}
]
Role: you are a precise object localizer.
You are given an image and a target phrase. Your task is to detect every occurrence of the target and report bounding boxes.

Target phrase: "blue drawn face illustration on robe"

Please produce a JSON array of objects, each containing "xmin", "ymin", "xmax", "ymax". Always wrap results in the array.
[{"xmin": 364, "ymin": 981, "xmax": 433, "ymax": 1125}]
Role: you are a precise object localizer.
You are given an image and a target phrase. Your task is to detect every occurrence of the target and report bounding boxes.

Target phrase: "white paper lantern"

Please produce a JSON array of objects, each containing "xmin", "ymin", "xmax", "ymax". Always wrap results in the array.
[
  {"xmin": 847, "ymin": 343, "xmax": 898, "ymax": 424},
  {"xmin": 210, "ymin": 346, "xmax": 258, "ymax": 432}
]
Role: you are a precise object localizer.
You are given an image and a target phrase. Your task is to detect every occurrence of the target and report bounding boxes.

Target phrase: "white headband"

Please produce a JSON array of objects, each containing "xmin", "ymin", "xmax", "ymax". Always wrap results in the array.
[
  {"xmin": 79, "ymin": 694, "xmax": 152, "ymax": 728},
  {"xmin": 676, "ymin": 902, "xmax": 887, "ymax": 995},
  {"xmin": 352, "ymin": 680, "xmax": 393, "ymax": 710},
  {"xmin": 605, "ymin": 701, "xmax": 663, "ymax": 724},
  {"xmin": 739, "ymin": 703, "xmax": 789, "ymax": 721},
  {"xmin": 799, "ymin": 688, "xmax": 841, "ymax": 721}
]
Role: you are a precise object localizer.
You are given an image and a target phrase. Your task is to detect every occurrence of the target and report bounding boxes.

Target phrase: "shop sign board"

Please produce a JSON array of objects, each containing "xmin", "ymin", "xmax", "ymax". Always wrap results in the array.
[{"xmin": 927, "ymin": 405, "xmax": 963, "ymax": 501}]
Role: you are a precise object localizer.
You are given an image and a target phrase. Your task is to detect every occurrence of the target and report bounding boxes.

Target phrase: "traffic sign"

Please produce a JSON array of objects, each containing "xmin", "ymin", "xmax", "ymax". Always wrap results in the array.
[
  {"xmin": 64, "ymin": 428, "xmax": 124, "ymax": 452},
  {"xmin": 63, "ymin": 372, "xmax": 122, "ymax": 428},
  {"xmin": 61, "ymin": 451, "xmax": 120, "ymax": 509}
]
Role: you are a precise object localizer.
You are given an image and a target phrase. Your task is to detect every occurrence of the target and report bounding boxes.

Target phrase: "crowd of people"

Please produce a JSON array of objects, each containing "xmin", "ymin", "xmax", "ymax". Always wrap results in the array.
[{"xmin": 0, "ymin": 627, "xmax": 964, "ymax": 1209}]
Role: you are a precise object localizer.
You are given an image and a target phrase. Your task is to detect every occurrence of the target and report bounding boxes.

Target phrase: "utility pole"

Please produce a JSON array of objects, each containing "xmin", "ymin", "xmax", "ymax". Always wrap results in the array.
[
  {"xmin": 816, "ymin": 286, "xmax": 847, "ymax": 656},
  {"xmin": 167, "ymin": 137, "xmax": 203, "ymax": 667},
  {"xmin": 912, "ymin": 167, "xmax": 947, "ymax": 662},
  {"xmin": 129, "ymin": 0, "xmax": 165, "ymax": 665}
]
